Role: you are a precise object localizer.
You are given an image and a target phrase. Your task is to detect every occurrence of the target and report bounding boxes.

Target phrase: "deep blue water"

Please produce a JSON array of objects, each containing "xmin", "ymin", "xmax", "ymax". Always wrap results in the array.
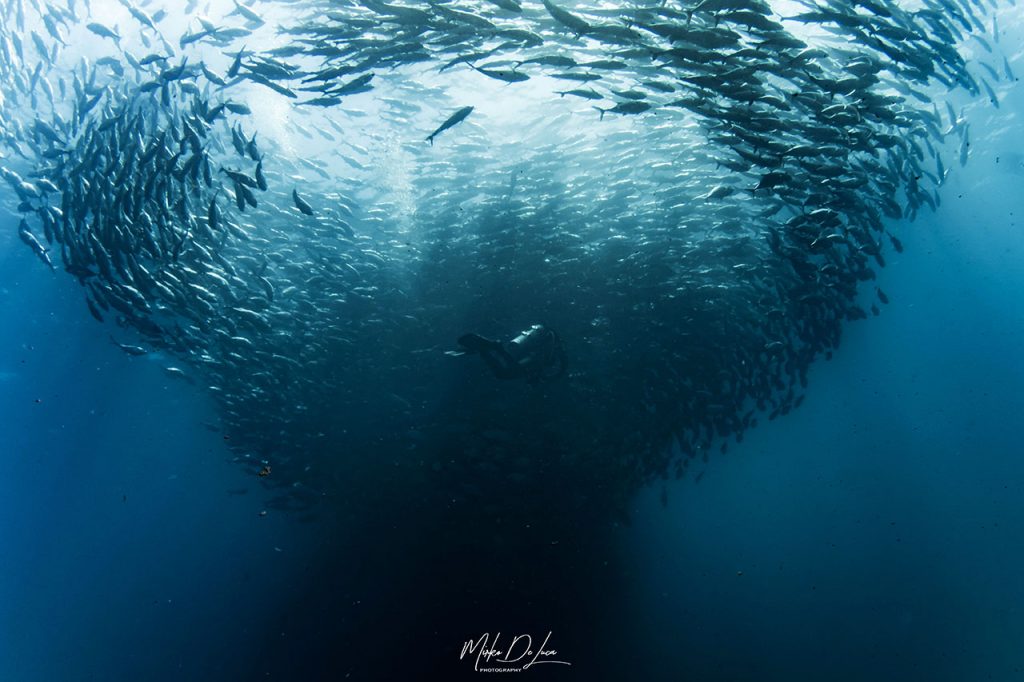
[
  {"xmin": 611, "ymin": 96, "xmax": 1024, "ymax": 680},
  {"xmin": 3, "ymin": 60, "xmax": 1024, "ymax": 682}
]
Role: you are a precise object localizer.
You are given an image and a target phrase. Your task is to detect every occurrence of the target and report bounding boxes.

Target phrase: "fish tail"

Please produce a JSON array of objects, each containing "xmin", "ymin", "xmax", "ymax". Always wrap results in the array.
[{"xmin": 592, "ymin": 106, "xmax": 607, "ymax": 121}]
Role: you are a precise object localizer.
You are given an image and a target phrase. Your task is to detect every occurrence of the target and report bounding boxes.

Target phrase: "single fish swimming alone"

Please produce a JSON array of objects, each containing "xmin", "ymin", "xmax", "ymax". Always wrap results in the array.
[
  {"xmin": 426, "ymin": 105, "xmax": 474, "ymax": 145},
  {"xmin": 292, "ymin": 189, "xmax": 315, "ymax": 215}
]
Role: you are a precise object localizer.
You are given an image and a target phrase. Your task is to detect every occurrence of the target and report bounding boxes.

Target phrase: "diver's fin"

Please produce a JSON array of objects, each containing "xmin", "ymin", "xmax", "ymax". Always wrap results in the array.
[{"xmin": 458, "ymin": 333, "xmax": 500, "ymax": 353}]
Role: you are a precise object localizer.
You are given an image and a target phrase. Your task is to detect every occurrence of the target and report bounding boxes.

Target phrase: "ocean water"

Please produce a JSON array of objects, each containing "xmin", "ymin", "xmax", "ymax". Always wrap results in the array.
[{"xmin": 3, "ymin": 1, "xmax": 1024, "ymax": 680}]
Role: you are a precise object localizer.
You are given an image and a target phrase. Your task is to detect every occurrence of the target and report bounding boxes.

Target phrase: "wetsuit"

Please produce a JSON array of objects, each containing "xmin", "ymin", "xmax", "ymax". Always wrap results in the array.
[{"xmin": 457, "ymin": 325, "xmax": 567, "ymax": 383}]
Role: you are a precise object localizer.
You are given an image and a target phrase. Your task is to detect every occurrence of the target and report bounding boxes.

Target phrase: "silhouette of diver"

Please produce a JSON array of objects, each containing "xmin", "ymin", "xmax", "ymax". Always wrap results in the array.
[{"xmin": 448, "ymin": 324, "xmax": 567, "ymax": 383}]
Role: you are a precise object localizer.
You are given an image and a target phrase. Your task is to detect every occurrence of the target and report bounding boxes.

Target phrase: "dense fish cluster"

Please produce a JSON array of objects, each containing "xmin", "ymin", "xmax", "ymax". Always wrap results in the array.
[{"xmin": 0, "ymin": 0, "xmax": 1013, "ymax": 520}]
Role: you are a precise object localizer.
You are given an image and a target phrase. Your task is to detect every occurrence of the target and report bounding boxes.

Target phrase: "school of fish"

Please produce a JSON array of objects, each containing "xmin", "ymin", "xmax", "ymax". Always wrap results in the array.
[{"xmin": 0, "ymin": 0, "xmax": 1015, "ymax": 521}]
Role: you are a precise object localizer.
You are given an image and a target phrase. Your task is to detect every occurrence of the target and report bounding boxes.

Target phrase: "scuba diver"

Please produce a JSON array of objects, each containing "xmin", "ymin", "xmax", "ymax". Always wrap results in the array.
[{"xmin": 447, "ymin": 324, "xmax": 567, "ymax": 384}]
